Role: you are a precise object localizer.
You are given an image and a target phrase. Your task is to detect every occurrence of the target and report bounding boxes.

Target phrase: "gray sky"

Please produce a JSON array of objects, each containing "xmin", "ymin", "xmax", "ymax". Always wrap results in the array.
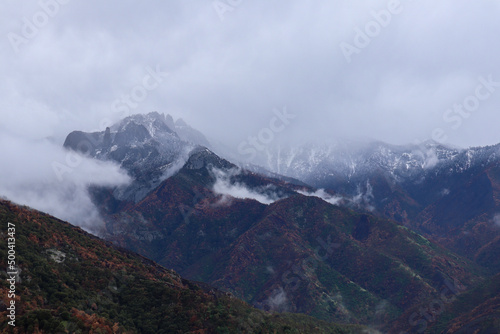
[
  {"xmin": 1, "ymin": 0, "xmax": 500, "ymax": 226},
  {"xmin": 2, "ymin": 0, "xmax": 500, "ymax": 148}
]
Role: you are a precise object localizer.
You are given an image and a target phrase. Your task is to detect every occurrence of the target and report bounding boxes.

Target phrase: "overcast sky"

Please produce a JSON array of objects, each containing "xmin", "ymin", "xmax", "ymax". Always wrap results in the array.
[
  {"xmin": 2, "ymin": 0, "xmax": 500, "ymax": 226},
  {"xmin": 2, "ymin": 0, "xmax": 500, "ymax": 147}
]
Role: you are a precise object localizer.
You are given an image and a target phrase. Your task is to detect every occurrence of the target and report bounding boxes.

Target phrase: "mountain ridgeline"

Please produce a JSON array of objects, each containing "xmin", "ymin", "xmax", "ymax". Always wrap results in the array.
[
  {"xmin": 239, "ymin": 140, "xmax": 500, "ymax": 274},
  {"xmin": 56, "ymin": 112, "xmax": 500, "ymax": 333}
]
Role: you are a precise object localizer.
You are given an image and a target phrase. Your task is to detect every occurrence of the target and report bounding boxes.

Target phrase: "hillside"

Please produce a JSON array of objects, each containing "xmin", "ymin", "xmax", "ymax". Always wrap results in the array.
[
  {"xmin": 0, "ymin": 199, "xmax": 365, "ymax": 333},
  {"xmin": 432, "ymin": 273, "xmax": 500, "ymax": 333}
]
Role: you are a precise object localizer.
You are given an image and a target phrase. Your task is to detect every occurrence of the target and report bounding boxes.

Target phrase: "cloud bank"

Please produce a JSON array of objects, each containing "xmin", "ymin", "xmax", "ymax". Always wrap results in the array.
[{"xmin": 0, "ymin": 133, "xmax": 130, "ymax": 231}]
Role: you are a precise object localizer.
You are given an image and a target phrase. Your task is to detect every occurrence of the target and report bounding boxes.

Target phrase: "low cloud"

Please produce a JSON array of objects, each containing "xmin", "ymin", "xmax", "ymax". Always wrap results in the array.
[
  {"xmin": 265, "ymin": 287, "xmax": 289, "ymax": 312},
  {"xmin": 423, "ymin": 148, "xmax": 440, "ymax": 169},
  {"xmin": 351, "ymin": 181, "xmax": 375, "ymax": 212},
  {"xmin": 211, "ymin": 168, "xmax": 285, "ymax": 205},
  {"xmin": 362, "ymin": 328, "xmax": 383, "ymax": 334},
  {"xmin": 0, "ymin": 133, "xmax": 130, "ymax": 232},
  {"xmin": 296, "ymin": 188, "xmax": 343, "ymax": 205},
  {"xmin": 161, "ymin": 146, "xmax": 193, "ymax": 180},
  {"xmin": 493, "ymin": 214, "xmax": 500, "ymax": 228}
]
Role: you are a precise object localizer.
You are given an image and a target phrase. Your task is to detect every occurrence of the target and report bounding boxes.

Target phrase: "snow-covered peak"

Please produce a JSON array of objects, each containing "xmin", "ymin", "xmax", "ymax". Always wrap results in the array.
[
  {"xmin": 111, "ymin": 112, "xmax": 177, "ymax": 138},
  {"xmin": 65, "ymin": 112, "xmax": 203, "ymax": 202}
]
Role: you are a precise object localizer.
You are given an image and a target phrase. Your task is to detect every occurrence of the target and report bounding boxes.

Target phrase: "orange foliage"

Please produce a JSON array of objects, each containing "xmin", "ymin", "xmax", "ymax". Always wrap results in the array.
[{"xmin": 71, "ymin": 308, "xmax": 116, "ymax": 333}]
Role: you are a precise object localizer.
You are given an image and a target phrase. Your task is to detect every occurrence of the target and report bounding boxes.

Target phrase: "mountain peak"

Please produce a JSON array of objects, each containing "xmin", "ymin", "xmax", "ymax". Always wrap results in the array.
[
  {"xmin": 111, "ymin": 111, "xmax": 177, "ymax": 138},
  {"xmin": 175, "ymin": 118, "xmax": 188, "ymax": 127},
  {"xmin": 184, "ymin": 146, "xmax": 234, "ymax": 171}
]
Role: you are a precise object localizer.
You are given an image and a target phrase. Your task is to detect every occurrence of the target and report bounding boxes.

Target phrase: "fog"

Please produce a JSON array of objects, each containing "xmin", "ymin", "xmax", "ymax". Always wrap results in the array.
[{"xmin": 2, "ymin": 0, "xmax": 500, "ymax": 225}]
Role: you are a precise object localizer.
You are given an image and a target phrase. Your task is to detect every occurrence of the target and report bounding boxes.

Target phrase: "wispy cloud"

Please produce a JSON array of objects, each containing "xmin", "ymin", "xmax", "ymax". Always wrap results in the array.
[
  {"xmin": 296, "ymin": 188, "xmax": 343, "ymax": 205},
  {"xmin": 351, "ymin": 181, "xmax": 375, "ymax": 211},
  {"xmin": 161, "ymin": 146, "xmax": 193, "ymax": 180},
  {"xmin": 211, "ymin": 168, "xmax": 285, "ymax": 205}
]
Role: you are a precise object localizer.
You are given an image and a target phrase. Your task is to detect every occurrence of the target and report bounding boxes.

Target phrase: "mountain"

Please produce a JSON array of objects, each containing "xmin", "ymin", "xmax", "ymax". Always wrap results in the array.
[
  {"xmin": 92, "ymin": 144, "xmax": 485, "ymax": 331},
  {"xmin": 234, "ymin": 140, "xmax": 500, "ymax": 273},
  {"xmin": 0, "ymin": 199, "xmax": 366, "ymax": 334},
  {"xmin": 61, "ymin": 113, "xmax": 499, "ymax": 332}
]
